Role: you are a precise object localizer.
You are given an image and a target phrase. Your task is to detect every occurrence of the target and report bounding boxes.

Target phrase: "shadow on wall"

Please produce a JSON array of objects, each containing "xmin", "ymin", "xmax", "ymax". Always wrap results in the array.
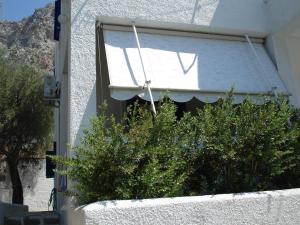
[
  {"xmin": 74, "ymin": 84, "xmax": 97, "ymax": 146},
  {"xmin": 191, "ymin": 0, "xmax": 218, "ymax": 25},
  {"xmin": 285, "ymin": 36, "xmax": 300, "ymax": 98},
  {"xmin": 196, "ymin": 0, "xmax": 267, "ymax": 34},
  {"xmin": 0, "ymin": 160, "xmax": 42, "ymax": 202},
  {"xmin": 164, "ymin": 0, "xmax": 267, "ymax": 35},
  {"xmin": 73, "ymin": 0, "xmax": 267, "ymax": 35}
]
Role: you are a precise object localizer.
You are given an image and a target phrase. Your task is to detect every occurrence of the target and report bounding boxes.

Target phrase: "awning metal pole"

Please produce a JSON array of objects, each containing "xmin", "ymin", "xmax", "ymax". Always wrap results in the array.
[
  {"xmin": 245, "ymin": 34, "xmax": 292, "ymax": 126},
  {"xmin": 132, "ymin": 23, "xmax": 157, "ymax": 115},
  {"xmin": 245, "ymin": 34, "xmax": 278, "ymax": 99}
]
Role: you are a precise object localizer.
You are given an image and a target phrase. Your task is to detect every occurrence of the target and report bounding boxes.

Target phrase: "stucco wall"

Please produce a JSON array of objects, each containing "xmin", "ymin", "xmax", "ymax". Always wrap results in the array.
[
  {"xmin": 264, "ymin": 0, "xmax": 300, "ymax": 107},
  {"xmin": 69, "ymin": 0, "xmax": 270, "ymax": 145},
  {"xmin": 270, "ymin": 34, "xmax": 300, "ymax": 106},
  {"xmin": 63, "ymin": 188, "xmax": 300, "ymax": 225},
  {"xmin": 266, "ymin": 0, "xmax": 300, "ymax": 33},
  {"xmin": 68, "ymin": 0, "xmax": 300, "ymax": 144},
  {"xmin": 0, "ymin": 160, "xmax": 54, "ymax": 212}
]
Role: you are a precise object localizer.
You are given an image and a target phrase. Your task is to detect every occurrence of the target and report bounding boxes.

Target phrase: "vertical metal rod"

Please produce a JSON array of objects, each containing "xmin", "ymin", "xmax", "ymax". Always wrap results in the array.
[{"xmin": 132, "ymin": 22, "xmax": 157, "ymax": 115}]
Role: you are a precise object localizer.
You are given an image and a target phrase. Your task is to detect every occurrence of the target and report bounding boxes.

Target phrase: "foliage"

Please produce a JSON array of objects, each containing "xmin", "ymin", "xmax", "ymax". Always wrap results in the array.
[
  {"xmin": 188, "ymin": 94, "xmax": 300, "ymax": 195},
  {"xmin": 55, "ymin": 94, "xmax": 300, "ymax": 204},
  {"xmin": 0, "ymin": 51, "xmax": 53, "ymax": 204},
  {"xmin": 55, "ymin": 100, "xmax": 197, "ymax": 204}
]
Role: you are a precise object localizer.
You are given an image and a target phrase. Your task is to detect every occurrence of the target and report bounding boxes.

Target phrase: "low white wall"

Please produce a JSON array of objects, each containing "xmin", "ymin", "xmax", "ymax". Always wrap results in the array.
[{"xmin": 63, "ymin": 188, "xmax": 300, "ymax": 225}]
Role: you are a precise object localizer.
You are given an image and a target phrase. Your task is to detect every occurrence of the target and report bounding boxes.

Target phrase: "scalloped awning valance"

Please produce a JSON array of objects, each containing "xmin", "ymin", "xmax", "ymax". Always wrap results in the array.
[{"xmin": 103, "ymin": 26, "xmax": 288, "ymax": 104}]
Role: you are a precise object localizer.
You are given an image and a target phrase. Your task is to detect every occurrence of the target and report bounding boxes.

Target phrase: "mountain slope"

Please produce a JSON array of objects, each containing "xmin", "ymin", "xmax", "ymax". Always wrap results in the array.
[{"xmin": 0, "ymin": 4, "xmax": 54, "ymax": 72}]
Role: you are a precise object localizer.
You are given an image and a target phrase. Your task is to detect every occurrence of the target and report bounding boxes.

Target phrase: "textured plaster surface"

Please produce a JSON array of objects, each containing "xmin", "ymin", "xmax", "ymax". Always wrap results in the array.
[
  {"xmin": 0, "ymin": 160, "xmax": 54, "ymax": 212},
  {"xmin": 271, "ymin": 34, "xmax": 300, "ymax": 107},
  {"xmin": 264, "ymin": 0, "xmax": 300, "ymax": 107},
  {"xmin": 70, "ymin": 0, "xmax": 270, "ymax": 145},
  {"xmin": 66, "ymin": 188, "xmax": 300, "ymax": 225},
  {"xmin": 266, "ymin": 0, "xmax": 300, "ymax": 33}
]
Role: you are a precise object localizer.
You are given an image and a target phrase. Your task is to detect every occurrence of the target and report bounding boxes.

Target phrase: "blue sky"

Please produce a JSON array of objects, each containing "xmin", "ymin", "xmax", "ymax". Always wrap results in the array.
[{"xmin": 1, "ymin": 0, "xmax": 53, "ymax": 21}]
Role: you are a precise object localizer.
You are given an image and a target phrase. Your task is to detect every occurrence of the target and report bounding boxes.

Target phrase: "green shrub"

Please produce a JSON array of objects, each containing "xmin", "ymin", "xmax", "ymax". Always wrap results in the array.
[
  {"xmin": 55, "ymin": 100, "xmax": 197, "ymax": 204},
  {"xmin": 189, "ymin": 95, "xmax": 300, "ymax": 195},
  {"xmin": 55, "ymin": 95, "xmax": 300, "ymax": 204}
]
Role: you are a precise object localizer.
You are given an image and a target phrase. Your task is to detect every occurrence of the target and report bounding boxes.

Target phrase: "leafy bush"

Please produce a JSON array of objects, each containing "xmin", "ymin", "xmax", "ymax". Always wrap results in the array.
[
  {"xmin": 55, "ymin": 95, "xmax": 300, "ymax": 204},
  {"xmin": 188, "ymin": 95, "xmax": 300, "ymax": 195}
]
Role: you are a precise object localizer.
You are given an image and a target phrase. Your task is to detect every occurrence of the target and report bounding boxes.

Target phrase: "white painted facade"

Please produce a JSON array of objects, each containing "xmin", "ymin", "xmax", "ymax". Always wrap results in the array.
[
  {"xmin": 62, "ymin": 188, "xmax": 300, "ymax": 225},
  {"xmin": 0, "ymin": 160, "xmax": 54, "ymax": 211},
  {"xmin": 55, "ymin": 0, "xmax": 300, "ymax": 212},
  {"xmin": 68, "ymin": 0, "xmax": 273, "ymax": 146}
]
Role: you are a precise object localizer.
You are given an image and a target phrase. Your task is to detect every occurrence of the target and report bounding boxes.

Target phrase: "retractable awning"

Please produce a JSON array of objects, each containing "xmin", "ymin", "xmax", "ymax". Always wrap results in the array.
[{"xmin": 102, "ymin": 25, "xmax": 289, "ymax": 104}]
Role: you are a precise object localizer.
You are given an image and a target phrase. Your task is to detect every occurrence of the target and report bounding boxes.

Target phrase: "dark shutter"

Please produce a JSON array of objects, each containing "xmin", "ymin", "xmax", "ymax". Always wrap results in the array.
[
  {"xmin": 54, "ymin": 0, "xmax": 61, "ymax": 41},
  {"xmin": 46, "ymin": 142, "xmax": 57, "ymax": 178}
]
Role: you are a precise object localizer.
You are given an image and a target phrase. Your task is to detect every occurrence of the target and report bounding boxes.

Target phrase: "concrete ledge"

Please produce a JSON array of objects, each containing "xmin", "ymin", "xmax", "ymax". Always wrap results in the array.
[
  {"xmin": 0, "ymin": 202, "xmax": 28, "ymax": 224},
  {"xmin": 63, "ymin": 188, "xmax": 300, "ymax": 225},
  {"xmin": 3, "ymin": 211, "xmax": 60, "ymax": 225}
]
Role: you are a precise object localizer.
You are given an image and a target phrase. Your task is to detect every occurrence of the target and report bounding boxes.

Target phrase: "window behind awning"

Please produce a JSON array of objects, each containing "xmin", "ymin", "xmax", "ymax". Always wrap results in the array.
[{"xmin": 102, "ymin": 26, "xmax": 288, "ymax": 104}]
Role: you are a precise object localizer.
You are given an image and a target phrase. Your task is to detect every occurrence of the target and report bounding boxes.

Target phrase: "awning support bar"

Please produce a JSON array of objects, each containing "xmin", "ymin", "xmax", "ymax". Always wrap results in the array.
[
  {"xmin": 245, "ymin": 34, "xmax": 292, "ymax": 127},
  {"xmin": 245, "ymin": 34, "xmax": 279, "ymax": 99},
  {"xmin": 132, "ymin": 22, "xmax": 157, "ymax": 115}
]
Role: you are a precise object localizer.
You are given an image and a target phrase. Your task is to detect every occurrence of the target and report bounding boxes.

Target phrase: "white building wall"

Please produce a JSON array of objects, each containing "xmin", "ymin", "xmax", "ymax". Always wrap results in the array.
[
  {"xmin": 69, "ymin": 0, "xmax": 270, "ymax": 145},
  {"xmin": 63, "ymin": 188, "xmax": 300, "ymax": 225},
  {"xmin": 0, "ymin": 160, "xmax": 54, "ymax": 212},
  {"xmin": 59, "ymin": 0, "xmax": 300, "ymax": 213},
  {"xmin": 265, "ymin": 0, "xmax": 300, "ymax": 106},
  {"xmin": 270, "ymin": 34, "xmax": 300, "ymax": 106},
  {"xmin": 266, "ymin": 0, "xmax": 300, "ymax": 33}
]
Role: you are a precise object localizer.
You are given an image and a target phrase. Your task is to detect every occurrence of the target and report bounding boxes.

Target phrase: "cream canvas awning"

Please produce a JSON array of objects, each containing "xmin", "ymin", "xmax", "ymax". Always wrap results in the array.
[{"xmin": 103, "ymin": 26, "xmax": 288, "ymax": 104}]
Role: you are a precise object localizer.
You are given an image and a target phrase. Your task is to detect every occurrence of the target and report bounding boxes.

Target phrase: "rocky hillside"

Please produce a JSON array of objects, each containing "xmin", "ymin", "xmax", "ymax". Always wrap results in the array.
[{"xmin": 0, "ymin": 4, "xmax": 54, "ymax": 72}]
